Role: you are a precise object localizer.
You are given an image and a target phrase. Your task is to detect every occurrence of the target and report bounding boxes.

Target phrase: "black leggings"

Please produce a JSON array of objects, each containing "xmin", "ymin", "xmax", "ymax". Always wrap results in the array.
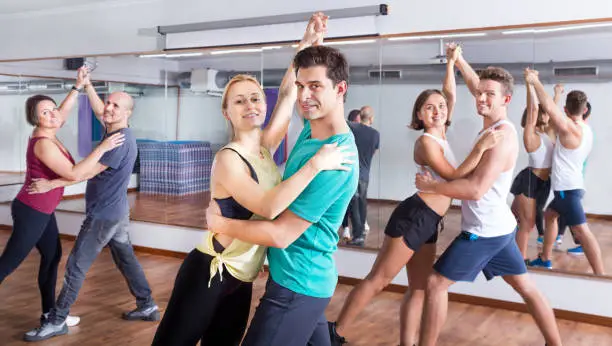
[
  {"xmin": 152, "ymin": 248, "xmax": 253, "ymax": 346},
  {"xmin": 0, "ymin": 199, "xmax": 62, "ymax": 314}
]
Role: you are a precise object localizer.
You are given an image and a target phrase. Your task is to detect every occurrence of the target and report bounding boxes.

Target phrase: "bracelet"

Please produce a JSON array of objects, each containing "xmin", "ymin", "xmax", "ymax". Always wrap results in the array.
[{"xmin": 71, "ymin": 85, "xmax": 82, "ymax": 92}]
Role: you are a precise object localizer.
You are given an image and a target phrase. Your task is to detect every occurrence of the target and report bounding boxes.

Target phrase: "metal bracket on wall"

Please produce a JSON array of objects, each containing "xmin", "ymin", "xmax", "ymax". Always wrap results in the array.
[{"xmin": 157, "ymin": 4, "xmax": 389, "ymax": 35}]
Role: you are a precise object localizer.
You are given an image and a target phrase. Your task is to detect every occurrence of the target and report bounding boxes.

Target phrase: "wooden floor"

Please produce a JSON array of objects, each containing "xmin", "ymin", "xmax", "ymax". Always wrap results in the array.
[
  {"xmin": 54, "ymin": 193, "xmax": 612, "ymax": 278},
  {"xmin": 1, "ymin": 232, "xmax": 611, "ymax": 346},
  {"xmin": 0, "ymin": 172, "xmax": 25, "ymax": 186}
]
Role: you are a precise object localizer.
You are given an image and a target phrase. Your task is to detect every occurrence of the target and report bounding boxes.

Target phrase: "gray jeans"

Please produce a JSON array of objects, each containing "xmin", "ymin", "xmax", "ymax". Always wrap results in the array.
[{"xmin": 50, "ymin": 215, "xmax": 154, "ymax": 322}]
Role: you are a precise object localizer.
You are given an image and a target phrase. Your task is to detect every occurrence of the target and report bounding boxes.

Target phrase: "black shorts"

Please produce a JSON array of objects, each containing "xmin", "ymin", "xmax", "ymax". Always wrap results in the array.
[
  {"xmin": 384, "ymin": 194, "xmax": 442, "ymax": 251},
  {"xmin": 510, "ymin": 167, "xmax": 550, "ymax": 202}
]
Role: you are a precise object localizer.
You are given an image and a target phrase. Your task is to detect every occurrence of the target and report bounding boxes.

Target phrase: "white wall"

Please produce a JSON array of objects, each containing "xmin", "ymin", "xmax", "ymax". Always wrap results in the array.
[
  {"xmin": 130, "ymin": 87, "xmax": 230, "ymax": 146},
  {"xmin": 0, "ymin": 95, "xmax": 32, "ymax": 172},
  {"xmin": 177, "ymin": 90, "xmax": 229, "ymax": 145},
  {"xmin": 0, "ymin": 0, "xmax": 610, "ymax": 60},
  {"xmin": 130, "ymin": 87, "xmax": 179, "ymax": 141}
]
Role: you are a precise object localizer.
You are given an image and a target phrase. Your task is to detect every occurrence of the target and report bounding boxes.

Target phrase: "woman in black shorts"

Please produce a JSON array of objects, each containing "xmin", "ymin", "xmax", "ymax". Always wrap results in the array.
[
  {"xmin": 510, "ymin": 83, "xmax": 559, "ymax": 261},
  {"xmin": 329, "ymin": 44, "xmax": 501, "ymax": 346}
]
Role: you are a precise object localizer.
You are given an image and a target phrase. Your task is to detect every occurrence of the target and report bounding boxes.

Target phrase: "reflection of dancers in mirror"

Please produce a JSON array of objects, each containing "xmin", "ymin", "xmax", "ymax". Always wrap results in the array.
[
  {"xmin": 153, "ymin": 13, "xmax": 353, "ymax": 346},
  {"xmin": 344, "ymin": 105, "xmax": 380, "ymax": 247},
  {"xmin": 341, "ymin": 109, "xmax": 363, "ymax": 241},
  {"xmin": 510, "ymin": 82, "xmax": 558, "ymax": 262},
  {"xmin": 557, "ymin": 97, "xmax": 592, "ymax": 256},
  {"xmin": 329, "ymin": 43, "xmax": 501, "ymax": 346},
  {"xmin": 525, "ymin": 69, "xmax": 604, "ymax": 275},
  {"xmin": 415, "ymin": 62, "xmax": 562, "ymax": 346}
]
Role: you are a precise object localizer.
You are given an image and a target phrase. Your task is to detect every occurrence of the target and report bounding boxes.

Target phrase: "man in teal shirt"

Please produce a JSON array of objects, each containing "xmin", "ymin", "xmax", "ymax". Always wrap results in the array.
[{"xmin": 207, "ymin": 45, "xmax": 358, "ymax": 345}]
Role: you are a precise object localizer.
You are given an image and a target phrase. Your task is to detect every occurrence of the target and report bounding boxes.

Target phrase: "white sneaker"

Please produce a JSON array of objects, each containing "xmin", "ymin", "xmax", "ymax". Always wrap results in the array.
[
  {"xmin": 342, "ymin": 227, "xmax": 351, "ymax": 241},
  {"xmin": 42, "ymin": 313, "xmax": 80, "ymax": 327},
  {"xmin": 66, "ymin": 315, "xmax": 80, "ymax": 327},
  {"xmin": 364, "ymin": 221, "xmax": 370, "ymax": 231}
]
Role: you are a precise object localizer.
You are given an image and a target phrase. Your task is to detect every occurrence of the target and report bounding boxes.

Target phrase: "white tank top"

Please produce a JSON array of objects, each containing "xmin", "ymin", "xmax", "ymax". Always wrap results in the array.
[
  {"xmin": 417, "ymin": 133, "xmax": 457, "ymax": 192},
  {"xmin": 551, "ymin": 122, "xmax": 593, "ymax": 191},
  {"xmin": 527, "ymin": 132, "xmax": 553, "ymax": 169},
  {"xmin": 461, "ymin": 119, "xmax": 517, "ymax": 238}
]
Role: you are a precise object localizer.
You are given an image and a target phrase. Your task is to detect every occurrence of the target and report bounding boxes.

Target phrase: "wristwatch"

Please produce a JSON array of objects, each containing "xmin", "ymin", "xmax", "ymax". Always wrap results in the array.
[{"xmin": 71, "ymin": 85, "xmax": 82, "ymax": 92}]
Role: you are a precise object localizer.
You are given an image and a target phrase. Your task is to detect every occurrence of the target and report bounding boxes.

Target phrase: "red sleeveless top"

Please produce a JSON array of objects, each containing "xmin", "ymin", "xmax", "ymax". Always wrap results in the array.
[{"xmin": 16, "ymin": 137, "xmax": 75, "ymax": 214}]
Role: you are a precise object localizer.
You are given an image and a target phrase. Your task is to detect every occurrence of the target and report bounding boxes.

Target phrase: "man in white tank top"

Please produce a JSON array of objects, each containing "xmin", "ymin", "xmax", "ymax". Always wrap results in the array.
[
  {"xmin": 415, "ymin": 56, "xmax": 562, "ymax": 346},
  {"xmin": 526, "ymin": 70, "xmax": 604, "ymax": 275}
]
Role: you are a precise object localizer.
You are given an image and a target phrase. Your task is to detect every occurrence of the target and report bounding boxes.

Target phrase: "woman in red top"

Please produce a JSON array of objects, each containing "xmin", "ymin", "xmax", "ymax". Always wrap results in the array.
[{"xmin": 0, "ymin": 73, "xmax": 123, "ymax": 331}]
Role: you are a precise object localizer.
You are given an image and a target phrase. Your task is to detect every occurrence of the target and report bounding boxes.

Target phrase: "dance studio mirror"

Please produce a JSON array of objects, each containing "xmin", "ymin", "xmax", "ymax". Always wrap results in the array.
[
  {"xmin": 0, "ymin": 52, "xmax": 262, "ymax": 228},
  {"xmin": 361, "ymin": 24, "xmax": 612, "ymax": 280},
  {"xmin": 0, "ymin": 75, "xmax": 37, "ymax": 203},
  {"xmin": 526, "ymin": 24, "xmax": 612, "ymax": 277},
  {"xmin": 349, "ymin": 30, "xmax": 540, "ymax": 254},
  {"xmin": 1, "ymin": 20, "xmax": 611, "ymax": 280}
]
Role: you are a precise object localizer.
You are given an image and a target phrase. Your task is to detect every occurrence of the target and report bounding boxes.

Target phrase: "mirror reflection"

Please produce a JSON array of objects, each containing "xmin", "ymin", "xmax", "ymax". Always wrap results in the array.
[{"xmin": 0, "ymin": 24, "xmax": 610, "ymax": 280}]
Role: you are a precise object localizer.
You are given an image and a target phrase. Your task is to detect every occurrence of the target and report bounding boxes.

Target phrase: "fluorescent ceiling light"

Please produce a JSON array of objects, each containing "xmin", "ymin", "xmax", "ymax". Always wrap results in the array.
[
  {"xmin": 166, "ymin": 52, "xmax": 204, "ymax": 58},
  {"xmin": 503, "ymin": 22, "xmax": 612, "ymax": 35},
  {"xmin": 326, "ymin": 39, "xmax": 377, "ymax": 46},
  {"xmin": 501, "ymin": 29, "xmax": 536, "ymax": 35},
  {"xmin": 537, "ymin": 22, "xmax": 612, "ymax": 33},
  {"xmin": 291, "ymin": 39, "xmax": 376, "ymax": 48},
  {"xmin": 388, "ymin": 32, "xmax": 487, "ymax": 41},
  {"xmin": 210, "ymin": 48, "xmax": 263, "ymax": 55},
  {"xmin": 138, "ymin": 52, "xmax": 204, "ymax": 58},
  {"xmin": 138, "ymin": 53, "xmax": 167, "ymax": 58}
]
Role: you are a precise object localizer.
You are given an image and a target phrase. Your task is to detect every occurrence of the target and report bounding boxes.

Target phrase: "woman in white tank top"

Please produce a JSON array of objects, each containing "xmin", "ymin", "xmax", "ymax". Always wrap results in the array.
[
  {"xmin": 331, "ymin": 44, "xmax": 502, "ymax": 346},
  {"xmin": 510, "ymin": 83, "xmax": 560, "ymax": 261}
]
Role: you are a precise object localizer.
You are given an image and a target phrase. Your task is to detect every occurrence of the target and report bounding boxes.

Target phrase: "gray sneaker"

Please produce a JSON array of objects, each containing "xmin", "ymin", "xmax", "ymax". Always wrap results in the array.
[
  {"xmin": 122, "ymin": 305, "xmax": 160, "ymax": 321},
  {"xmin": 23, "ymin": 321, "xmax": 68, "ymax": 342}
]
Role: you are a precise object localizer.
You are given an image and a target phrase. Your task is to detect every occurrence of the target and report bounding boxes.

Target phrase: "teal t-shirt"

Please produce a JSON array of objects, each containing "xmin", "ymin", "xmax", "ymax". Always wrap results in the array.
[{"xmin": 267, "ymin": 121, "xmax": 359, "ymax": 298}]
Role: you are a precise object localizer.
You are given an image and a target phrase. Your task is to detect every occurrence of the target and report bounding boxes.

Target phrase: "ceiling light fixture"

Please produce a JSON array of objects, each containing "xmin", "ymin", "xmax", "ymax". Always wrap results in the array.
[
  {"xmin": 326, "ymin": 39, "xmax": 377, "ymax": 46},
  {"xmin": 502, "ymin": 22, "xmax": 612, "ymax": 35},
  {"xmin": 210, "ymin": 48, "xmax": 263, "ymax": 55},
  {"xmin": 388, "ymin": 32, "xmax": 487, "ymax": 41},
  {"xmin": 138, "ymin": 52, "xmax": 204, "ymax": 58}
]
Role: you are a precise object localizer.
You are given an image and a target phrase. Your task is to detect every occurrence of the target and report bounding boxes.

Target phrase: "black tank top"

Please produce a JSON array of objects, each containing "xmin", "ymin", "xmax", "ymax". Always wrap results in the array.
[{"xmin": 212, "ymin": 148, "xmax": 258, "ymax": 252}]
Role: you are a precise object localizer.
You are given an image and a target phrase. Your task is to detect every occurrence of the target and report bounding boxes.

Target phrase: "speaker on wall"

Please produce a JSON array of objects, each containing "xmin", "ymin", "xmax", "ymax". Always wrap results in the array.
[{"xmin": 64, "ymin": 58, "xmax": 85, "ymax": 70}]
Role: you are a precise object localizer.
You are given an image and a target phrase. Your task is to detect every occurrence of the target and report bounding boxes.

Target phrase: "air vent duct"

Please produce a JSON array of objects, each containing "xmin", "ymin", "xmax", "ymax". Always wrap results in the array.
[
  {"xmin": 553, "ymin": 66, "xmax": 598, "ymax": 77},
  {"xmin": 368, "ymin": 70, "xmax": 402, "ymax": 79}
]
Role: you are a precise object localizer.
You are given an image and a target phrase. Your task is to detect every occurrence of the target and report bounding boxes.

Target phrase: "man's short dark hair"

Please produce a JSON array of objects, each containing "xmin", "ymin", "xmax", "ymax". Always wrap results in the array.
[
  {"xmin": 478, "ymin": 67, "xmax": 514, "ymax": 96},
  {"xmin": 566, "ymin": 90, "xmax": 588, "ymax": 116},
  {"xmin": 348, "ymin": 109, "xmax": 360, "ymax": 122},
  {"xmin": 293, "ymin": 46, "xmax": 349, "ymax": 101}
]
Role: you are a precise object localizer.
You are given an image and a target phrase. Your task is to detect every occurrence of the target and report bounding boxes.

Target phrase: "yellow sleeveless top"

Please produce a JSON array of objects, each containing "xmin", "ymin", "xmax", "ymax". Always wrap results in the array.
[{"xmin": 197, "ymin": 142, "xmax": 281, "ymax": 285}]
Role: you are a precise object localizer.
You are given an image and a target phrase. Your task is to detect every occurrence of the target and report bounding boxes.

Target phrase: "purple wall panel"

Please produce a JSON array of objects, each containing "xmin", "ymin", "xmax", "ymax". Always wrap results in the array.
[{"xmin": 77, "ymin": 94, "xmax": 92, "ymax": 158}]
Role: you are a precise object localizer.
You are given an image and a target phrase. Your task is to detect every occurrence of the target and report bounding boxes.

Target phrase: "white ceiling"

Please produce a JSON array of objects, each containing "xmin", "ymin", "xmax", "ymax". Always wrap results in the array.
[{"xmin": 0, "ymin": 0, "xmax": 122, "ymax": 15}]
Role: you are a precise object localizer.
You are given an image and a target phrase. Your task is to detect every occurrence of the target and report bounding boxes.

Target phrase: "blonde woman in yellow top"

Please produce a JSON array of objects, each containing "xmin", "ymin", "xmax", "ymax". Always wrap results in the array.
[{"xmin": 152, "ymin": 13, "xmax": 352, "ymax": 346}]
